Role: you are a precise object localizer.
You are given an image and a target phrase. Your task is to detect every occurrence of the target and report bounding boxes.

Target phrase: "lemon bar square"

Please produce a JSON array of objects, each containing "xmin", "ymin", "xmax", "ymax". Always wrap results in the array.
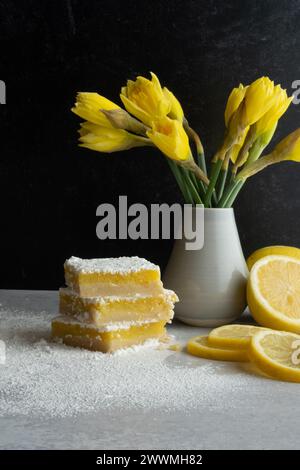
[
  {"xmin": 51, "ymin": 316, "xmax": 167, "ymax": 352},
  {"xmin": 64, "ymin": 256, "xmax": 164, "ymax": 297},
  {"xmin": 59, "ymin": 288, "xmax": 178, "ymax": 326}
]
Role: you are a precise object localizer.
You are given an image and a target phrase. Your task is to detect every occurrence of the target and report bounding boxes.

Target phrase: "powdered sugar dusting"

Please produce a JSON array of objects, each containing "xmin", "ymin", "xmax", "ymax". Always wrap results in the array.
[
  {"xmin": 110, "ymin": 338, "xmax": 161, "ymax": 356},
  {"xmin": 65, "ymin": 256, "xmax": 160, "ymax": 274},
  {"xmin": 0, "ymin": 292, "xmax": 266, "ymax": 419}
]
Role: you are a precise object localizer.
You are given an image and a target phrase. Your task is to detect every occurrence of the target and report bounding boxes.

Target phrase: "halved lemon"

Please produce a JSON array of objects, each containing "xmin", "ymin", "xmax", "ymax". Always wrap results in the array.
[
  {"xmin": 249, "ymin": 330, "xmax": 300, "ymax": 382},
  {"xmin": 247, "ymin": 245, "xmax": 300, "ymax": 271},
  {"xmin": 247, "ymin": 255, "xmax": 300, "ymax": 333},
  {"xmin": 186, "ymin": 335, "xmax": 249, "ymax": 362},
  {"xmin": 208, "ymin": 324, "xmax": 267, "ymax": 349}
]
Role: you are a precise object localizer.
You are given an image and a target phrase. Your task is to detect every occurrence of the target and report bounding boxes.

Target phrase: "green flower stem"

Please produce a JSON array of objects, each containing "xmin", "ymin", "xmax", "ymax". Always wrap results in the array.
[
  {"xmin": 196, "ymin": 152, "xmax": 209, "ymax": 203},
  {"xmin": 216, "ymin": 168, "xmax": 228, "ymax": 200},
  {"xmin": 167, "ymin": 159, "xmax": 192, "ymax": 204},
  {"xmin": 188, "ymin": 164, "xmax": 213, "ymax": 207},
  {"xmin": 197, "ymin": 152, "xmax": 207, "ymax": 175},
  {"xmin": 200, "ymin": 157, "xmax": 217, "ymax": 206},
  {"xmin": 224, "ymin": 180, "xmax": 245, "ymax": 207},
  {"xmin": 204, "ymin": 159, "xmax": 223, "ymax": 206},
  {"xmin": 182, "ymin": 170, "xmax": 203, "ymax": 205},
  {"xmin": 218, "ymin": 136, "xmax": 273, "ymax": 207},
  {"xmin": 211, "ymin": 190, "xmax": 218, "ymax": 207},
  {"xmin": 188, "ymin": 168, "xmax": 206, "ymax": 202},
  {"xmin": 198, "ymin": 180, "xmax": 207, "ymax": 203},
  {"xmin": 217, "ymin": 179, "xmax": 237, "ymax": 208},
  {"xmin": 228, "ymin": 172, "xmax": 235, "ymax": 185},
  {"xmin": 179, "ymin": 168, "xmax": 195, "ymax": 204},
  {"xmin": 183, "ymin": 119, "xmax": 206, "ymax": 173}
]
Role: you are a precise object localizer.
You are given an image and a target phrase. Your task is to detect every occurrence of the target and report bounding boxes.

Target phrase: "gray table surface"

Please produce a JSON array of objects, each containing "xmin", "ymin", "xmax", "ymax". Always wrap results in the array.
[{"xmin": 0, "ymin": 289, "xmax": 299, "ymax": 450}]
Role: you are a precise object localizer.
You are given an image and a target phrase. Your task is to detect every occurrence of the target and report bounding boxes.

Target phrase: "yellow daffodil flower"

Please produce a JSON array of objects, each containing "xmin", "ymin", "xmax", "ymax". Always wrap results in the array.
[
  {"xmin": 255, "ymin": 85, "xmax": 293, "ymax": 136},
  {"xmin": 71, "ymin": 92, "xmax": 120, "ymax": 127},
  {"xmin": 237, "ymin": 129, "xmax": 300, "ymax": 179},
  {"xmin": 225, "ymin": 84, "xmax": 248, "ymax": 127},
  {"xmin": 163, "ymin": 87, "xmax": 184, "ymax": 121},
  {"xmin": 79, "ymin": 121, "xmax": 151, "ymax": 153},
  {"xmin": 230, "ymin": 83, "xmax": 291, "ymax": 169},
  {"xmin": 219, "ymin": 77, "xmax": 277, "ymax": 163},
  {"xmin": 147, "ymin": 116, "xmax": 209, "ymax": 184},
  {"xmin": 146, "ymin": 116, "xmax": 190, "ymax": 161},
  {"xmin": 241, "ymin": 76, "xmax": 276, "ymax": 127},
  {"xmin": 120, "ymin": 72, "xmax": 171, "ymax": 126}
]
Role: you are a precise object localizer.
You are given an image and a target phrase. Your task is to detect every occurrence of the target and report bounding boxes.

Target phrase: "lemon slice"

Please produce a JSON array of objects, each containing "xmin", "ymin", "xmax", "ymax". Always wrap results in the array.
[
  {"xmin": 249, "ymin": 330, "xmax": 300, "ymax": 382},
  {"xmin": 247, "ymin": 245, "xmax": 300, "ymax": 271},
  {"xmin": 186, "ymin": 336, "xmax": 249, "ymax": 362},
  {"xmin": 208, "ymin": 324, "xmax": 267, "ymax": 349},
  {"xmin": 247, "ymin": 255, "xmax": 300, "ymax": 333}
]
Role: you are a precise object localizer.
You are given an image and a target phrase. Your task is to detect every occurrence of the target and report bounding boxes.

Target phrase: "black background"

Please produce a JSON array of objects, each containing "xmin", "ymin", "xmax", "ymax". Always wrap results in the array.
[{"xmin": 1, "ymin": 0, "xmax": 300, "ymax": 289}]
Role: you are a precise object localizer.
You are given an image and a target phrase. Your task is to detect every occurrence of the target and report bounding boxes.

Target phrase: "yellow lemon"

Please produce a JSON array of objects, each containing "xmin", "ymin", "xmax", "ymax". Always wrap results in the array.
[
  {"xmin": 247, "ymin": 255, "xmax": 300, "ymax": 333},
  {"xmin": 246, "ymin": 245, "xmax": 300, "ymax": 271},
  {"xmin": 186, "ymin": 336, "xmax": 249, "ymax": 362},
  {"xmin": 249, "ymin": 330, "xmax": 300, "ymax": 382},
  {"xmin": 208, "ymin": 324, "xmax": 268, "ymax": 349}
]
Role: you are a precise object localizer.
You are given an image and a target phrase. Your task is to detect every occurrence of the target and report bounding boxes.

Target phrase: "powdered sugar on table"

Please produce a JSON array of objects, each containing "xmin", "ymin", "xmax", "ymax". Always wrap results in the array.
[{"xmin": 0, "ymin": 290, "xmax": 292, "ymax": 420}]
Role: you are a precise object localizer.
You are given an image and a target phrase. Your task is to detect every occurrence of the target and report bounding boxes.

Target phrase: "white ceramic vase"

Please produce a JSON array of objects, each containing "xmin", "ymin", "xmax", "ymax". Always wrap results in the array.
[{"xmin": 163, "ymin": 208, "xmax": 249, "ymax": 327}]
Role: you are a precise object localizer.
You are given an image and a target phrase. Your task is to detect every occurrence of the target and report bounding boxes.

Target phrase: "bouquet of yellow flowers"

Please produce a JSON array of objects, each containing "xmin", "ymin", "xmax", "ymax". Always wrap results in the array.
[{"xmin": 72, "ymin": 73, "xmax": 297, "ymax": 208}]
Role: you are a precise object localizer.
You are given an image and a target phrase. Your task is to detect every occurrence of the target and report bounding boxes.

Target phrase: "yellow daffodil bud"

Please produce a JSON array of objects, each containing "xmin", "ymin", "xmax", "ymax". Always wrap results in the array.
[
  {"xmin": 146, "ymin": 116, "xmax": 191, "ymax": 162},
  {"xmin": 120, "ymin": 72, "xmax": 171, "ymax": 126},
  {"xmin": 79, "ymin": 121, "xmax": 151, "ymax": 153},
  {"xmin": 101, "ymin": 108, "xmax": 148, "ymax": 134},
  {"xmin": 237, "ymin": 129, "xmax": 300, "ymax": 180},
  {"xmin": 163, "ymin": 87, "xmax": 184, "ymax": 121},
  {"xmin": 255, "ymin": 85, "xmax": 293, "ymax": 136},
  {"xmin": 241, "ymin": 76, "xmax": 276, "ymax": 127},
  {"xmin": 213, "ymin": 84, "xmax": 248, "ymax": 163},
  {"xmin": 225, "ymin": 84, "xmax": 247, "ymax": 127},
  {"xmin": 231, "ymin": 83, "xmax": 291, "ymax": 170},
  {"xmin": 273, "ymin": 128, "xmax": 300, "ymax": 162},
  {"xmin": 71, "ymin": 93, "xmax": 120, "ymax": 127}
]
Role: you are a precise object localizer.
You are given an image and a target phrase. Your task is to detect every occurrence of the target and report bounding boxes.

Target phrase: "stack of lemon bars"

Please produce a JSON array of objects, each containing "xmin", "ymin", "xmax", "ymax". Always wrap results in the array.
[{"xmin": 51, "ymin": 256, "xmax": 178, "ymax": 352}]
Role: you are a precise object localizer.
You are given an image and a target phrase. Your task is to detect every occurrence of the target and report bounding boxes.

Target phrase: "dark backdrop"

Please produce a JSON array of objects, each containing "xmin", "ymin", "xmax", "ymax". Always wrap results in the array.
[{"xmin": 1, "ymin": 0, "xmax": 300, "ymax": 289}]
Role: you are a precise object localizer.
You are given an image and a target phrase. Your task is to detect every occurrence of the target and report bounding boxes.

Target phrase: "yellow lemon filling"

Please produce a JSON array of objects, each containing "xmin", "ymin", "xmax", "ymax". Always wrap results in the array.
[
  {"xmin": 64, "ymin": 256, "xmax": 163, "ymax": 297},
  {"xmin": 52, "ymin": 316, "xmax": 167, "ymax": 352},
  {"xmin": 59, "ymin": 288, "xmax": 177, "ymax": 326}
]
